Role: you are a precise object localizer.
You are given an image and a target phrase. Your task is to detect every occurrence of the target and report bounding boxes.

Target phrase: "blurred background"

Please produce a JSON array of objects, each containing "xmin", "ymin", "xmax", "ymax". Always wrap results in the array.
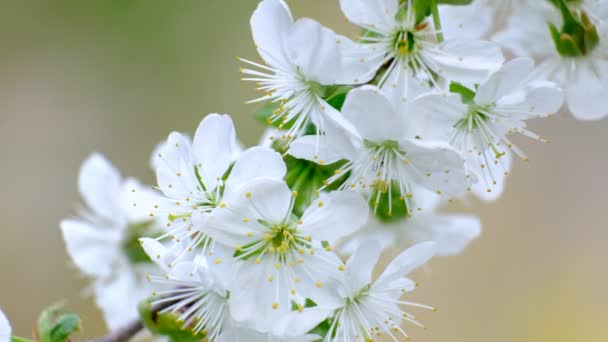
[{"xmin": 0, "ymin": 1, "xmax": 606, "ymax": 341}]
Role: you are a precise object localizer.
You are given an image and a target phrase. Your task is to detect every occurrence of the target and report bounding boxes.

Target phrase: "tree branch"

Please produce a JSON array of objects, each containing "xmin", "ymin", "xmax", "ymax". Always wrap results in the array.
[{"xmin": 90, "ymin": 320, "xmax": 143, "ymax": 342}]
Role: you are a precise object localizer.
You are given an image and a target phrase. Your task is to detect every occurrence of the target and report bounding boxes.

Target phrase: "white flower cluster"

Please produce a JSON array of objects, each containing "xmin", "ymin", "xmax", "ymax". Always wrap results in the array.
[{"xmin": 52, "ymin": 0, "xmax": 606, "ymax": 341}]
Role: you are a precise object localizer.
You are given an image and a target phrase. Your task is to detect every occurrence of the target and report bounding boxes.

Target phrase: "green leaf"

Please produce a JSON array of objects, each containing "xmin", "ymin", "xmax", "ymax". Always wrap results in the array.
[
  {"xmin": 437, "ymin": 0, "xmax": 473, "ymax": 4},
  {"xmin": 37, "ymin": 303, "xmax": 81, "ymax": 342},
  {"xmin": 49, "ymin": 314, "xmax": 80, "ymax": 342},
  {"xmin": 138, "ymin": 301, "xmax": 207, "ymax": 342},
  {"xmin": 449, "ymin": 82, "xmax": 476, "ymax": 104}
]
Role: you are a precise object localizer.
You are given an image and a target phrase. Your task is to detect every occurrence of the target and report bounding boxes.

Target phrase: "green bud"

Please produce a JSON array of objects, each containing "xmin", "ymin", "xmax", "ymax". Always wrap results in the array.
[
  {"xmin": 37, "ymin": 303, "xmax": 81, "ymax": 342},
  {"xmin": 548, "ymin": 0, "xmax": 600, "ymax": 57}
]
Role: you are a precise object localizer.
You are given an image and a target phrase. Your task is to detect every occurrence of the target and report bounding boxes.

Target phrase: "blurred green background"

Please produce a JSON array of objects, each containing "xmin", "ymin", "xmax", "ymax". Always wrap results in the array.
[{"xmin": 0, "ymin": 1, "xmax": 607, "ymax": 341}]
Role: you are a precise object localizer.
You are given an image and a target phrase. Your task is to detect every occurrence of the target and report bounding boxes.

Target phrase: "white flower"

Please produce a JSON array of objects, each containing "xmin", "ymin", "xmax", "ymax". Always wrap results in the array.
[
  {"xmin": 340, "ymin": 188, "xmax": 481, "ymax": 256},
  {"xmin": 140, "ymin": 239, "xmax": 234, "ymax": 340},
  {"xmin": 0, "ymin": 308, "xmax": 10, "ymax": 342},
  {"xmin": 204, "ymin": 178, "xmax": 369, "ymax": 332},
  {"xmin": 131, "ymin": 114, "xmax": 286, "ymax": 268},
  {"xmin": 60, "ymin": 153, "xmax": 159, "ymax": 329},
  {"xmin": 289, "ymin": 86, "xmax": 469, "ymax": 214},
  {"xmin": 282, "ymin": 240, "xmax": 436, "ymax": 342},
  {"xmin": 408, "ymin": 58, "xmax": 564, "ymax": 198},
  {"xmin": 338, "ymin": 0, "xmax": 503, "ymax": 103},
  {"xmin": 494, "ymin": 1, "xmax": 608, "ymax": 120},
  {"xmin": 217, "ymin": 326, "xmax": 319, "ymax": 342},
  {"xmin": 240, "ymin": 0, "xmax": 370, "ymax": 140}
]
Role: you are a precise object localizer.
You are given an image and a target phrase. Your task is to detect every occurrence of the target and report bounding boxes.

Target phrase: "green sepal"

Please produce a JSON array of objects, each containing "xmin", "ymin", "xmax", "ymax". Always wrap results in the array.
[
  {"xmin": 548, "ymin": 0, "xmax": 600, "ymax": 57},
  {"xmin": 449, "ymin": 82, "xmax": 476, "ymax": 104},
  {"xmin": 138, "ymin": 300, "xmax": 207, "ymax": 342},
  {"xmin": 325, "ymin": 85, "xmax": 352, "ymax": 111},
  {"xmin": 254, "ymin": 101, "xmax": 283, "ymax": 128},
  {"xmin": 371, "ymin": 180, "xmax": 410, "ymax": 223},
  {"xmin": 37, "ymin": 303, "xmax": 81, "ymax": 342}
]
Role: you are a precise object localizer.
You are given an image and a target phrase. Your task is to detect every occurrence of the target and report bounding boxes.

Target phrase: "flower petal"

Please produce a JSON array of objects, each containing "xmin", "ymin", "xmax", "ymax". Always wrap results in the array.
[
  {"xmin": 341, "ymin": 85, "xmax": 404, "ymax": 141},
  {"xmin": 470, "ymin": 149, "xmax": 513, "ymax": 202},
  {"xmin": 78, "ymin": 153, "xmax": 122, "ymax": 221},
  {"xmin": 155, "ymin": 132, "xmax": 198, "ymax": 199},
  {"xmin": 225, "ymin": 146, "xmax": 287, "ymax": 194},
  {"xmin": 60, "ymin": 219, "xmax": 123, "ymax": 278},
  {"xmin": 286, "ymin": 18, "xmax": 342, "ymax": 84},
  {"xmin": 401, "ymin": 139, "xmax": 468, "ymax": 196},
  {"xmin": 191, "ymin": 114, "xmax": 238, "ymax": 188},
  {"xmin": 0, "ymin": 308, "xmax": 11, "ymax": 342},
  {"xmin": 424, "ymin": 40, "xmax": 504, "ymax": 84},
  {"xmin": 250, "ymin": 0, "xmax": 293, "ymax": 67},
  {"xmin": 407, "ymin": 93, "xmax": 465, "ymax": 141},
  {"xmin": 344, "ymin": 239, "xmax": 382, "ymax": 295},
  {"xmin": 300, "ymin": 190, "xmax": 369, "ymax": 243},
  {"xmin": 439, "ymin": 2, "xmax": 493, "ymax": 40},
  {"xmin": 93, "ymin": 269, "xmax": 145, "ymax": 330},
  {"xmin": 406, "ymin": 214, "xmax": 481, "ymax": 256},
  {"xmin": 287, "ymin": 135, "xmax": 345, "ymax": 165},
  {"xmin": 339, "ymin": 0, "xmax": 398, "ymax": 33},
  {"xmin": 375, "ymin": 242, "xmax": 435, "ymax": 287},
  {"xmin": 273, "ymin": 307, "xmax": 334, "ymax": 338},
  {"xmin": 566, "ymin": 61, "xmax": 608, "ymax": 120},
  {"xmin": 475, "ymin": 58, "xmax": 535, "ymax": 105}
]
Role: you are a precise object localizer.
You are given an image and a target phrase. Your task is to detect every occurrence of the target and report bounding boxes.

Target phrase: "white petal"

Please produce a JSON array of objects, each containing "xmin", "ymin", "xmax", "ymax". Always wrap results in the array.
[
  {"xmin": 287, "ymin": 135, "xmax": 345, "ymax": 165},
  {"xmin": 475, "ymin": 58, "xmax": 535, "ymax": 105},
  {"xmin": 155, "ymin": 132, "xmax": 198, "ymax": 199},
  {"xmin": 191, "ymin": 114, "xmax": 238, "ymax": 188},
  {"xmin": 439, "ymin": 2, "xmax": 493, "ymax": 40},
  {"xmin": 401, "ymin": 139, "xmax": 468, "ymax": 196},
  {"xmin": 287, "ymin": 18, "xmax": 342, "ymax": 84},
  {"xmin": 424, "ymin": 40, "xmax": 504, "ymax": 83},
  {"xmin": 339, "ymin": 0, "xmax": 398, "ymax": 33},
  {"xmin": 344, "ymin": 239, "xmax": 382, "ymax": 294},
  {"xmin": 498, "ymin": 80, "xmax": 564, "ymax": 118},
  {"xmin": 320, "ymin": 106, "xmax": 362, "ymax": 161},
  {"xmin": 60, "ymin": 219, "xmax": 123, "ymax": 278},
  {"xmin": 225, "ymin": 146, "xmax": 287, "ymax": 194},
  {"xmin": 567, "ymin": 62, "xmax": 608, "ymax": 120},
  {"xmin": 406, "ymin": 93, "xmax": 465, "ymax": 141},
  {"xmin": 341, "ymin": 85, "xmax": 404, "ymax": 141},
  {"xmin": 0, "ymin": 309, "xmax": 10, "ymax": 342},
  {"xmin": 406, "ymin": 214, "xmax": 481, "ymax": 256},
  {"xmin": 375, "ymin": 242, "xmax": 435, "ymax": 287},
  {"xmin": 300, "ymin": 191, "xmax": 369, "ymax": 243},
  {"xmin": 93, "ymin": 270, "xmax": 144, "ymax": 330},
  {"xmin": 381, "ymin": 61, "xmax": 431, "ymax": 106},
  {"xmin": 470, "ymin": 149, "xmax": 513, "ymax": 202},
  {"xmin": 78, "ymin": 153, "xmax": 122, "ymax": 221},
  {"xmin": 139, "ymin": 238, "xmax": 173, "ymax": 273},
  {"xmin": 250, "ymin": 0, "xmax": 293, "ymax": 68},
  {"xmin": 334, "ymin": 35, "xmax": 381, "ymax": 84},
  {"xmin": 272, "ymin": 307, "xmax": 333, "ymax": 337}
]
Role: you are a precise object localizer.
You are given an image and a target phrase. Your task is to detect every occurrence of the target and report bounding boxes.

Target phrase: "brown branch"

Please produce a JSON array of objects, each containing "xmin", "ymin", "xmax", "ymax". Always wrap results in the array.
[
  {"xmin": 89, "ymin": 300, "xmax": 174, "ymax": 342},
  {"xmin": 90, "ymin": 320, "xmax": 144, "ymax": 342}
]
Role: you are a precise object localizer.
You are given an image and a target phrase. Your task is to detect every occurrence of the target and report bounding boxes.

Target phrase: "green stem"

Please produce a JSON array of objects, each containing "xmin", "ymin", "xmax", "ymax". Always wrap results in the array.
[
  {"xmin": 11, "ymin": 337, "xmax": 34, "ymax": 342},
  {"xmin": 430, "ymin": 0, "xmax": 444, "ymax": 43}
]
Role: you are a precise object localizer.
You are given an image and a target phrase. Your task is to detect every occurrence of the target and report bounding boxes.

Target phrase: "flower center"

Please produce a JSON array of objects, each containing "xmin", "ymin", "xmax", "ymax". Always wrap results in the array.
[{"xmin": 262, "ymin": 222, "xmax": 301, "ymax": 255}]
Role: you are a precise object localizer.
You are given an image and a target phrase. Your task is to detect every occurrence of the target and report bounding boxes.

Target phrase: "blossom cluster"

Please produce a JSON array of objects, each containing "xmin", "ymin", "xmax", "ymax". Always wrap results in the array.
[{"xmin": 0, "ymin": 0, "xmax": 596, "ymax": 341}]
